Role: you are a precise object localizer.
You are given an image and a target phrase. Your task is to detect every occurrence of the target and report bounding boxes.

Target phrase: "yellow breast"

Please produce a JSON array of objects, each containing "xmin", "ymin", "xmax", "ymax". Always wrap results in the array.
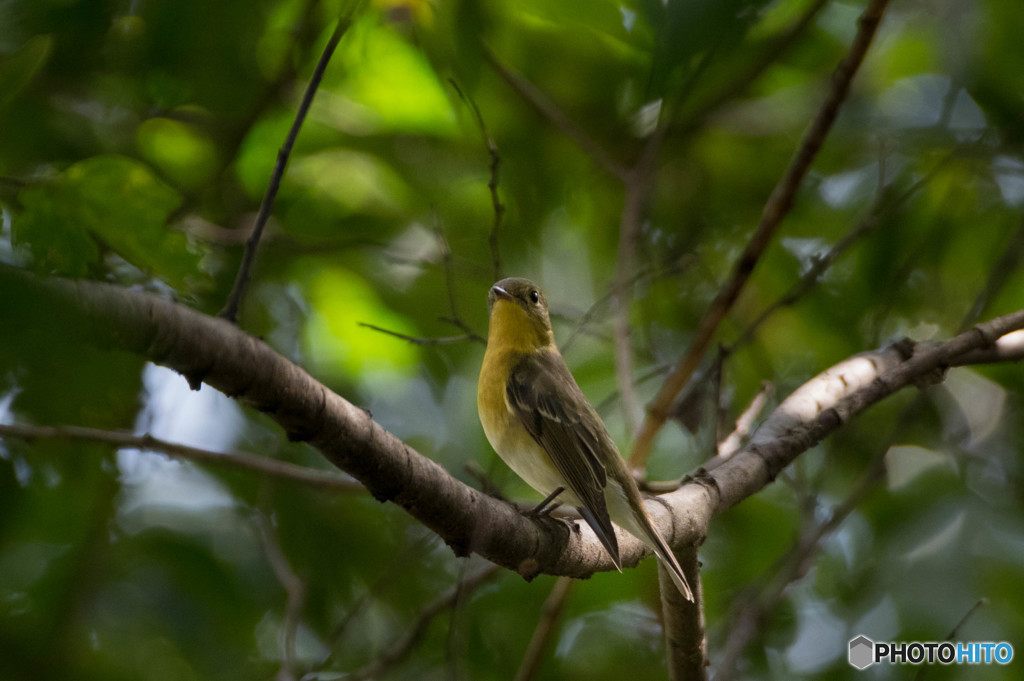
[{"xmin": 477, "ymin": 345, "xmax": 569, "ymax": 500}]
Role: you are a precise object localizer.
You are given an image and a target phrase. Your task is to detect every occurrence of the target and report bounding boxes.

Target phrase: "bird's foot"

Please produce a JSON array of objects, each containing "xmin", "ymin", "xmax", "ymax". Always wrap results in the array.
[{"xmin": 524, "ymin": 486, "xmax": 564, "ymax": 517}]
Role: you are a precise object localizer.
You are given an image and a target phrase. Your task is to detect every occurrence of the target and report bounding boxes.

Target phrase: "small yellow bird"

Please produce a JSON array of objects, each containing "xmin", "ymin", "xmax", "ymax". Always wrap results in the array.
[{"xmin": 477, "ymin": 277, "xmax": 693, "ymax": 600}]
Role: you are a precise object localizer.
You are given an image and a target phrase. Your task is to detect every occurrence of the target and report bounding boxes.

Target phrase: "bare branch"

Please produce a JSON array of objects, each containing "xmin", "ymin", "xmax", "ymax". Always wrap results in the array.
[
  {"xmin": 313, "ymin": 531, "xmax": 440, "ymax": 671},
  {"xmin": 716, "ymin": 381, "xmax": 773, "ymax": 459},
  {"xmin": 0, "ymin": 422, "xmax": 362, "ymax": 491},
  {"xmin": 348, "ymin": 565, "xmax": 501, "ymax": 681},
  {"xmin": 449, "ymin": 80, "xmax": 504, "ymax": 281},
  {"xmin": 6, "ymin": 267, "xmax": 1024, "ymax": 585},
  {"xmin": 951, "ymin": 329, "xmax": 1024, "ymax": 365},
  {"xmin": 431, "ymin": 212, "xmax": 486, "ymax": 343},
  {"xmin": 960, "ymin": 215, "xmax": 1024, "ymax": 331},
  {"xmin": 715, "ymin": 415, "xmax": 893, "ymax": 680},
  {"xmin": 660, "ymin": 546, "xmax": 706, "ymax": 681},
  {"xmin": 718, "ymin": 237, "xmax": 1024, "ymax": 677},
  {"xmin": 485, "ymin": 47, "xmax": 628, "ymax": 180},
  {"xmin": 611, "ymin": 175, "xmax": 651, "ymax": 435},
  {"xmin": 727, "ymin": 147, "xmax": 965, "ymax": 355},
  {"xmin": 220, "ymin": 6, "xmax": 361, "ymax": 323},
  {"xmin": 629, "ymin": 0, "xmax": 893, "ymax": 470},
  {"xmin": 562, "ymin": 259, "xmax": 692, "ymax": 354},
  {"xmin": 674, "ymin": 0, "xmax": 830, "ymax": 134},
  {"xmin": 513, "ymin": 577, "xmax": 574, "ymax": 681},
  {"xmin": 256, "ymin": 510, "xmax": 307, "ymax": 681},
  {"xmin": 357, "ymin": 322, "xmax": 483, "ymax": 346}
]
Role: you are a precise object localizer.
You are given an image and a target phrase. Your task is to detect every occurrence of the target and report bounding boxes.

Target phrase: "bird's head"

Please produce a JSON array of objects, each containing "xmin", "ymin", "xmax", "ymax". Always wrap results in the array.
[{"xmin": 486, "ymin": 277, "xmax": 554, "ymax": 351}]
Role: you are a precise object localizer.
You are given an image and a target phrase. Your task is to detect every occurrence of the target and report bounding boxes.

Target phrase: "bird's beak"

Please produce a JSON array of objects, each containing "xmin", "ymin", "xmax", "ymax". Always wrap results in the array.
[{"xmin": 491, "ymin": 285, "xmax": 513, "ymax": 302}]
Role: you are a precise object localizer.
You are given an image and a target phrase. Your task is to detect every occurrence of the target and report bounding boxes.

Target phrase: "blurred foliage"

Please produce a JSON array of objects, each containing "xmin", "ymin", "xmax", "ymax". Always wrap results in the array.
[{"xmin": 1, "ymin": 0, "xmax": 1024, "ymax": 679}]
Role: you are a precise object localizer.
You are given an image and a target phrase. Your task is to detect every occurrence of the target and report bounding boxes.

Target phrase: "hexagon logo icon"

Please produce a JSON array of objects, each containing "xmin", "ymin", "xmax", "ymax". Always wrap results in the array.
[{"xmin": 849, "ymin": 635, "xmax": 875, "ymax": 670}]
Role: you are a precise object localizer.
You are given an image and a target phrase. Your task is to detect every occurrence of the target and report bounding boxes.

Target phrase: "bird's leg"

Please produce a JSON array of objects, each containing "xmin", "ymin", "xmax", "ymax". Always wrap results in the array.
[{"xmin": 526, "ymin": 486, "xmax": 565, "ymax": 517}]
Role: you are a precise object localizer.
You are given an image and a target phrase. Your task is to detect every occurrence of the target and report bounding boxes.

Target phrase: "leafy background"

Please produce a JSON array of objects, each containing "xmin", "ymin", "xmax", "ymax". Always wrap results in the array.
[{"xmin": 1, "ymin": 0, "xmax": 1023, "ymax": 679}]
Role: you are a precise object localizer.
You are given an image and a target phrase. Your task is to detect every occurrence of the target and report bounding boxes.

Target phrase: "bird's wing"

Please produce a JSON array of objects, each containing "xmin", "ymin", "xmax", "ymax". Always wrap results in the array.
[{"xmin": 506, "ymin": 349, "xmax": 622, "ymax": 567}]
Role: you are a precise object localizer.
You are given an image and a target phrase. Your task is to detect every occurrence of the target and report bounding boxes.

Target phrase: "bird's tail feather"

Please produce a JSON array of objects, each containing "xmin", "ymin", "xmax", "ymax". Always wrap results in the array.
[{"xmin": 608, "ymin": 486, "xmax": 694, "ymax": 601}]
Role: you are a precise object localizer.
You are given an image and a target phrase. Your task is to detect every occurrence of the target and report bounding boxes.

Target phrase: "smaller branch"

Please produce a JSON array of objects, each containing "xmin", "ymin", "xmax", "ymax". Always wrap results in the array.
[
  {"xmin": 720, "ymin": 252, "xmax": 1024, "ymax": 677},
  {"xmin": 358, "ymin": 322, "xmax": 482, "ymax": 346},
  {"xmin": 513, "ymin": 577, "xmax": 574, "ymax": 681},
  {"xmin": 562, "ymin": 259, "xmax": 694, "ymax": 354},
  {"xmin": 485, "ymin": 48, "xmax": 628, "ymax": 180},
  {"xmin": 660, "ymin": 546, "xmax": 706, "ymax": 681},
  {"xmin": 314, "ymin": 531, "xmax": 440, "ymax": 671},
  {"xmin": 0, "ymin": 423, "xmax": 362, "ymax": 491},
  {"xmin": 355, "ymin": 221, "xmax": 486, "ymax": 347},
  {"xmin": 610, "ymin": 101, "xmax": 675, "ymax": 437},
  {"xmin": 715, "ymin": 423, "xmax": 891, "ymax": 681},
  {"xmin": 256, "ymin": 510, "xmax": 307, "ymax": 681},
  {"xmin": 944, "ymin": 599, "xmax": 988, "ymax": 641},
  {"xmin": 219, "ymin": 8, "xmax": 359, "ymax": 322},
  {"xmin": 628, "ymin": 0, "xmax": 893, "ymax": 470},
  {"xmin": 448, "ymin": 80, "xmax": 504, "ymax": 281},
  {"xmin": 950, "ymin": 329, "xmax": 1024, "ymax": 366},
  {"xmin": 674, "ymin": 0, "xmax": 830, "ymax": 134},
  {"xmin": 434, "ymin": 210, "xmax": 461, "ymax": 324},
  {"xmin": 717, "ymin": 381, "xmax": 773, "ymax": 459},
  {"xmin": 727, "ymin": 148, "xmax": 962, "ymax": 354},
  {"xmin": 611, "ymin": 182, "xmax": 647, "ymax": 436},
  {"xmin": 349, "ymin": 565, "xmax": 501, "ymax": 681},
  {"xmin": 911, "ymin": 599, "xmax": 988, "ymax": 681},
  {"xmin": 431, "ymin": 211, "xmax": 486, "ymax": 343},
  {"xmin": 960, "ymin": 215, "xmax": 1024, "ymax": 331}
]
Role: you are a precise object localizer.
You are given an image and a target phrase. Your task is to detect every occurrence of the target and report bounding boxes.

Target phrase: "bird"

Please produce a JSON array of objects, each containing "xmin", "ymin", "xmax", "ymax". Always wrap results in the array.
[{"xmin": 477, "ymin": 277, "xmax": 693, "ymax": 600}]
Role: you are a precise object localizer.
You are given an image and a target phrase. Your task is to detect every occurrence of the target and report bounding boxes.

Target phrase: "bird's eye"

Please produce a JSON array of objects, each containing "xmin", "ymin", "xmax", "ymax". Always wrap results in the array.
[{"xmin": 529, "ymin": 290, "xmax": 540, "ymax": 304}]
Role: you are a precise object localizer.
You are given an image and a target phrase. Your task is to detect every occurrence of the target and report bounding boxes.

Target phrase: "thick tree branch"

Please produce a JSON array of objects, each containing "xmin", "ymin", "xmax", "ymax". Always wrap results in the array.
[{"xmin": 4, "ymin": 266, "xmax": 1024, "ymax": 587}]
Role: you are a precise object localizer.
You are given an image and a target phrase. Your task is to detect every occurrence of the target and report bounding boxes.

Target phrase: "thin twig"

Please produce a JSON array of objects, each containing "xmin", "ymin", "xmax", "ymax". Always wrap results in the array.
[
  {"xmin": 256, "ymin": 510, "xmax": 307, "ymax": 681},
  {"xmin": 347, "ymin": 565, "xmax": 501, "ymax": 681},
  {"xmin": 219, "ymin": 7, "xmax": 360, "ymax": 322},
  {"xmin": 485, "ymin": 47, "xmax": 628, "ymax": 180},
  {"xmin": 727, "ymin": 147, "xmax": 963, "ymax": 354},
  {"xmin": 716, "ymin": 381, "xmax": 773, "ymax": 459},
  {"xmin": 513, "ymin": 577, "xmax": 574, "ymax": 681},
  {"xmin": 357, "ymin": 322, "xmax": 482, "ymax": 346},
  {"xmin": 628, "ymin": 0, "xmax": 893, "ymax": 470},
  {"xmin": 0, "ymin": 422, "xmax": 362, "ymax": 491},
  {"xmin": 675, "ymin": 0, "xmax": 831, "ymax": 134},
  {"xmin": 562, "ymin": 259, "xmax": 693, "ymax": 353},
  {"xmin": 434, "ymin": 210, "xmax": 461, "ymax": 322},
  {"xmin": 449, "ymin": 80, "xmax": 504, "ymax": 281},
  {"xmin": 910, "ymin": 599, "xmax": 989, "ymax": 681},
  {"xmin": 313, "ymin": 531, "xmax": 440, "ymax": 672},
  {"xmin": 432, "ymin": 211, "xmax": 486, "ymax": 342},
  {"xmin": 960, "ymin": 215, "xmax": 1024, "ymax": 332},
  {"xmin": 944, "ymin": 598, "xmax": 988, "ymax": 641},
  {"xmin": 715, "ymin": 417, "xmax": 894, "ymax": 681}
]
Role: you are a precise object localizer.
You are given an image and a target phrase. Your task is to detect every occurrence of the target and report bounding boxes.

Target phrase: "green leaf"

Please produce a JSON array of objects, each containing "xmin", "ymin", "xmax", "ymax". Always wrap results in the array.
[
  {"xmin": 0, "ymin": 36, "xmax": 53, "ymax": 109},
  {"xmin": 136, "ymin": 117, "xmax": 220, "ymax": 190},
  {"xmin": 15, "ymin": 156, "xmax": 206, "ymax": 290}
]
